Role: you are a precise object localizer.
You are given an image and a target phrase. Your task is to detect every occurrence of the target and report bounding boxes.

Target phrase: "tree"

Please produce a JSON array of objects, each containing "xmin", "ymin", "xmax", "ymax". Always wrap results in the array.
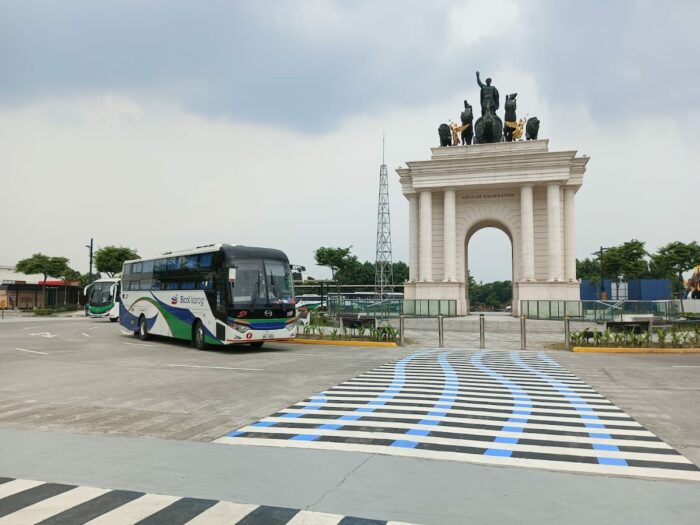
[
  {"xmin": 392, "ymin": 261, "xmax": 409, "ymax": 284},
  {"xmin": 314, "ymin": 246, "xmax": 356, "ymax": 279},
  {"xmin": 599, "ymin": 240, "xmax": 650, "ymax": 279},
  {"xmin": 650, "ymin": 241, "xmax": 700, "ymax": 292},
  {"xmin": 16, "ymin": 253, "xmax": 70, "ymax": 308},
  {"xmin": 576, "ymin": 257, "xmax": 600, "ymax": 282},
  {"xmin": 95, "ymin": 246, "xmax": 139, "ymax": 277}
]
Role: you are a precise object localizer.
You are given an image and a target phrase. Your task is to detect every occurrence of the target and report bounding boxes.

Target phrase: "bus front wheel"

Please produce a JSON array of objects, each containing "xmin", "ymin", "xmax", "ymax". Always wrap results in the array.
[
  {"xmin": 193, "ymin": 320, "xmax": 207, "ymax": 350},
  {"xmin": 138, "ymin": 316, "xmax": 149, "ymax": 341}
]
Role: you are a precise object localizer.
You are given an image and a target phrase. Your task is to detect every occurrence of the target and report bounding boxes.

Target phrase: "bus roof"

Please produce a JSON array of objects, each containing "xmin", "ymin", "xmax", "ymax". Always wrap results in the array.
[{"xmin": 123, "ymin": 243, "xmax": 289, "ymax": 265}]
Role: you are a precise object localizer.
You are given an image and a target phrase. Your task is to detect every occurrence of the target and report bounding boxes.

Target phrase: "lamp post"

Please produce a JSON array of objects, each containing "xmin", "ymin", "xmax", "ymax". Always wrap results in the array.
[
  {"xmin": 85, "ymin": 238, "xmax": 94, "ymax": 283},
  {"xmin": 594, "ymin": 246, "xmax": 610, "ymax": 300}
]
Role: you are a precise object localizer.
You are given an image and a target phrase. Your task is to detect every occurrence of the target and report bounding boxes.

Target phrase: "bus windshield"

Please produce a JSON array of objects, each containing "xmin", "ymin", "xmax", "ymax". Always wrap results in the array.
[
  {"xmin": 229, "ymin": 259, "xmax": 292, "ymax": 308},
  {"xmin": 88, "ymin": 282, "xmax": 114, "ymax": 306}
]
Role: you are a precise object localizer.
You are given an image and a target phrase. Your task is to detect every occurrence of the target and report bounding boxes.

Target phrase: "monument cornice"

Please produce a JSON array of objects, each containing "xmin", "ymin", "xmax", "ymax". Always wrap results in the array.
[{"xmin": 398, "ymin": 140, "xmax": 588, "ymax": 194}]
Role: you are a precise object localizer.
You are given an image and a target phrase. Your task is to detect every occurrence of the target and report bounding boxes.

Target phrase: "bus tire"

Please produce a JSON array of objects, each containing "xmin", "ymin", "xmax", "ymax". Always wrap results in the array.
[
  {"xmin": 193, "ymin": 320, "xmax": 207, "ymax": 350},
  {"xmin": 138, "ymin": 316, "xmax": 149, "ymax": 341},
  {"xmin": 250, "ymin": 341, "xmax": 264, "ymax": 349}
]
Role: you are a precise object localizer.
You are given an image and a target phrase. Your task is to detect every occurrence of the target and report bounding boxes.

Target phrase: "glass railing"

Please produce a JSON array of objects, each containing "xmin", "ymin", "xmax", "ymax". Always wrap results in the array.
[
  {"xmin": 520, "ymin": 300, "xmax": 683, "ymax": 322},
  {"xmin": 327, "ymin": 299, "xmax": 458, "ymax": 317}
]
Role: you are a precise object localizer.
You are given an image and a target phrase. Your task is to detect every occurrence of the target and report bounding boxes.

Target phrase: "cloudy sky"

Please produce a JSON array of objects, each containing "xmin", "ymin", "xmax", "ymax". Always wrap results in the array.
[{"xmin": 1, "ymin": 0, "xmax": 698, "ymax": 282}]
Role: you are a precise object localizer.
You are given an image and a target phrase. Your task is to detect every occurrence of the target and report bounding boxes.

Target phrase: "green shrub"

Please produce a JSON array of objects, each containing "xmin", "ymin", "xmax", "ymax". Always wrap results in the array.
[{"xmin": 33, "ymin": 309, "xmax": 54, "ymax": 316}]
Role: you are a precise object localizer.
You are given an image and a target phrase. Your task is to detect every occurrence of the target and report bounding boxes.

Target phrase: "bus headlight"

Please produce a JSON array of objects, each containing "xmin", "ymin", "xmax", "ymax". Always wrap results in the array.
[
  {"xmin": 286, "ymin": 322, "xmax": 297, "ymax": 332},
  {"xmin": 229, "ymin": 323, "xmax": 249, "ymax": 334}
]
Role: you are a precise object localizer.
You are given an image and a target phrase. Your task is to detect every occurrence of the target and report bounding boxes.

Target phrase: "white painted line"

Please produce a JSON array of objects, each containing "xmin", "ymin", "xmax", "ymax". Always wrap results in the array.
[
  {"xmin": 20, "ymin": 326, "xmax": 39, "ymax": 331},
  {"xmin": 14, "ymin": 348, "xmax": 49, "ymax": 355},
  {"xmin": 185, "ymin": 501, "xmax": 259, "ymax": 525},
  {"xmin": 124, "ymin": 342, "xmax": 154, "ymax": 347},
  {"xmin": 168, "ymin": 364, "xmax": 263, "ymax": 371},
  {"xmin": 89, "ymin": 326, "xmax": 100, "ymax": 331},
  {"xmin": 0, "ymin": 479, "xmax": 44, "ymax": 499},
  {"xmin": 672, "ymin": 365, "xmax": 700, "ymax": 368},
  {"xmin": 120, "ymin": 330, "xmax": 133, "ymax": 335},
  {"xmin": 0, "ymin": 486, "xmax": 109, "ymax": 524},
  {"xmin": 81, "ymin": 332, "xmax": 91, "ymax": 338},
  {"xmin": 28, "ymin": 332, "xmax": 56, "ymax": 338},
  {"xmin": 83, "ymin": 494, "xmax": 180, "ymax": 525}
]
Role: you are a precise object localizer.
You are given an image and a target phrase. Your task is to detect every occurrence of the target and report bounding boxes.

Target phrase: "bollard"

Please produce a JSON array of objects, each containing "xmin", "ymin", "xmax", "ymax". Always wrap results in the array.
[
  {"xmin": 564, "ymin": 316, "xmax": 571, "ymax": 352},
  {"xmin": 438, "ymin": 314, "xmax": 444, "ymax": 348},
  {"xmin": 520, "ymin": 315, "xmax": 526, "ymax": 350},
  {"xmin": 479, "ymin": 313, "xmax": 485, "ymax": 349},
  {"xmin": 399, "ymin": 314, "xmax": 405, "ymax": 347}
]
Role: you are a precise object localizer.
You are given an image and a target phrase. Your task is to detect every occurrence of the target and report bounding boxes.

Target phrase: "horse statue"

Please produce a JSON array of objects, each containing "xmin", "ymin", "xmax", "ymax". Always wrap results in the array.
[
  {"xmin": 459, "ymin": 100, "xmax": 473, "ymax": 145},
  {"xmin": 526, "ymin": 117, "xmax": 540, "ymax": 140},
  {"xmin": 438, "ymin": 123, "xmax": 452, "ymax": 147},
  {"xmin": 503, "ymin": 93, "xmax": 518, "ymax": 142},
  {"xmin": 473, "ymin": 110, "xmax": 503, "ymax": 144}
]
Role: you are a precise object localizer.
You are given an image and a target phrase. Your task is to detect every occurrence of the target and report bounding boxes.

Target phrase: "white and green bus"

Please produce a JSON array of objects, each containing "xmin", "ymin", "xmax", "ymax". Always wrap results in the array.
[
  {"xmin": 119, "ymin": 244, "xmax": 297, "ymax": 349},
  {"xmin": 84, "ymin": 278, "xmax": 121, "ymax": 322}
]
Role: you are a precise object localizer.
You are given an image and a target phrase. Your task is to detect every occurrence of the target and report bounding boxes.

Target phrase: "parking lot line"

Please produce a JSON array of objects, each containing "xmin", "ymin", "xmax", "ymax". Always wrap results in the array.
[
  {"xmin": 81, "ymin": 333, "xmax": 91, "ymax": 338},
  {"xmin": 167, "ymin": 364, "xmax": 263, "ymax": 371},
  {"xmin": 13, "ymin": 348, "xmax": 48, "ymax": 355},
  {"xmin": 123, "ymin": 342, "xmax": 154, "ymax": 347}
]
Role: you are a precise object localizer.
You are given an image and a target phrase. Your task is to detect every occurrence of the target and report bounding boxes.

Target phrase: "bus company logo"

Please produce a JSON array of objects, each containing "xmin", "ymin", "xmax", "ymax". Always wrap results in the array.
[
  {"xmin": 264, "ymin": 310, "xmax": 273, "ymax": 317},
  {"xmin": 171, "ymin": 295, "xmax": 178, "ymax": 305},
  {"xmin": 245, "ymin": 332, "xmax": 253, "ymax": 339}
]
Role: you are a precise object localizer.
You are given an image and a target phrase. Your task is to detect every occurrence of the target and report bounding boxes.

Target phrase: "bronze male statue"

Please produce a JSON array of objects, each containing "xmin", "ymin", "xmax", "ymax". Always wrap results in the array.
[{"xmin": 476, "ymin": 71, "xmax": 499, "ymax": 116}]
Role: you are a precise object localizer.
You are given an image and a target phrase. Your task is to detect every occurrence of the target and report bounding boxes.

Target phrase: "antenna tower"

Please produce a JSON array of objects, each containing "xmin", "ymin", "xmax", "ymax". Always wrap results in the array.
[{"xmin": 375, "ymin": 136, "xmax": 394, "ymax": 316}]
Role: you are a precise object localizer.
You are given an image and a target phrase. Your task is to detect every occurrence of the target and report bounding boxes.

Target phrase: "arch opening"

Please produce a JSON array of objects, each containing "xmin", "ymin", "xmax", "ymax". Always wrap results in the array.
[{"xmin": 464, "ymin": 221, "xmax": 514, "ymax": 315}]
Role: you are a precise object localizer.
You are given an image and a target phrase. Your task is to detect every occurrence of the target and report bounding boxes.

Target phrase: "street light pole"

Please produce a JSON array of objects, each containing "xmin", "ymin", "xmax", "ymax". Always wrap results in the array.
[
  {"xmin": 85, "ymin": 238, "xmax": 94, "ymax": 282},
  {"xmin": 594, "ymin": 246, "xmax": 610, "ymax": 300}
]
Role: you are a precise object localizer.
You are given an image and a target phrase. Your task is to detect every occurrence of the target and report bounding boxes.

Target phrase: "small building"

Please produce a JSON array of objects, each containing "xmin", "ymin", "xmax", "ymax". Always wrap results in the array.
[
  {"xmin": 0, "ymin": 265, "xmax": 80, "ymax": 309},
  {"xmin": 580, "ymin": 279, "xmax": 672, "ymax": 301}
]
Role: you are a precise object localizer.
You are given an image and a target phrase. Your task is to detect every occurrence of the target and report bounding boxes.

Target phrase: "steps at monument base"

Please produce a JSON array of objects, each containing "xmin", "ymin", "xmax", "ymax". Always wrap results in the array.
[{"xmin": 404, "ymin": 315, "xmax": 592, "ymax": 333}]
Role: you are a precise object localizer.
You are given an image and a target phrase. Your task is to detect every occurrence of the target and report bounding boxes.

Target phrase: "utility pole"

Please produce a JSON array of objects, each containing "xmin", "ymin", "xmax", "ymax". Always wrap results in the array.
[{"xmin": 86, "ymin": 238, "xmax": 94, "ymax": 282}]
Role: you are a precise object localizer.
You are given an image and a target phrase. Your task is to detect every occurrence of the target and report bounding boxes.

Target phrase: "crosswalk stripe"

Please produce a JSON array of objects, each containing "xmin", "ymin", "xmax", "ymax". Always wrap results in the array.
[
  {"xmin": 285, "ymin": 510, "xmax": 344, "ymax": 524},
  {"xmin": 184, "ymin": 501, "xmax": 259, "ymax": 524},
  {"xmin": 0, "ymin": 486, "xmax": 108, "ymax": 524},
  {"xmin": 0, "ymin": 480, "xmax": 44, "ymax": 501},
  {"xmin": 84, "ymin": 494, "xmax": 181, "ymax": 524}
]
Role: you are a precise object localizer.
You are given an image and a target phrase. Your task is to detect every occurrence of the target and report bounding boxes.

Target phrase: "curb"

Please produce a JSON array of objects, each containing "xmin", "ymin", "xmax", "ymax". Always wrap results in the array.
[
  {"xmin": 288, "ymin": 339, "xmax": 399, "ymax": 348},
  {"xmin": 572, "ymin": 346, "xmax": 700, "ymax": 354}
]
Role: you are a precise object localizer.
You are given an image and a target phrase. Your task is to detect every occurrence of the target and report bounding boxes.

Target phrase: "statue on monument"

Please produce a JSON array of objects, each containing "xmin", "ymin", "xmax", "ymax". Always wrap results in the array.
[
  {"xmin": 459, "ymin": 100, "xmax": 473, "ymax": 145},
  {"xmin": 526, "ymin": 117, "xmax": 540, "ymax": 140},
  {"xmin": 503, "ymin": 93, "xmax": 518, "ymax": 142},
  {"xmin": 437, "ymin": 123, "xmax": 452, "ymax": 147},
  {"xmin": 473, "ymin": 71, "xmax": 503, "ymax": 144}
]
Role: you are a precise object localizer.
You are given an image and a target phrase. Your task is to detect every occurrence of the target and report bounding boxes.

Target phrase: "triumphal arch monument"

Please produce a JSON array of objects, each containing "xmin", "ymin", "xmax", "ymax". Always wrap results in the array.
[{"xmin": 399, "ymin": 72, "xmax": 589, "ymax": 316}]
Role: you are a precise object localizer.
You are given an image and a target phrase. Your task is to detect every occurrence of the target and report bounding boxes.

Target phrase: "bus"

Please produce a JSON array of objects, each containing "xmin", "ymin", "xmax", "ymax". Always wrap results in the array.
[
  {"xmin": 119, "ymin": 244, "xmax": 296, "ymax": 349},
  {"xmin": 84, "ymin": 278, "xmax": 121, "ymax": 322}
]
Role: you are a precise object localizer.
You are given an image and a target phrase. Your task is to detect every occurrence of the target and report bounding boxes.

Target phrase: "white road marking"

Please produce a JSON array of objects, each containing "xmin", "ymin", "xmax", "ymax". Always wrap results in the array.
[
  {"xmin": 0, "ymin": 486, "xmax": 108, "ymax": 524},
  {"xmin": 84, "ymin": 494, "xmax": 180, "ymax": 525},
  {"xmin": 14, "ymin": 348, "xmax": 48, "ymax": 355},
  {"xmin": 28, "ymin": 332, "xmax": 57, "ymax": 338},
  {"xmin": 19, "ymin": 326, "xmax": 39, "ymax": 331},
  {"xmin": 123, "ymin": 342, "xmax": 154, "ymax": 347},
  {"xmin": 0, "ymin": 479, "xmax": 44, "ymax": 499},
  {"xmin": 672, "ymin": 365, "xmax": 700, "ymax": 368},
  {"xmin": 184, "ymin": 501, "xmax": 258, "ymax": 524},
  {"xmin": 89, "ymin": 326, "xmax": 100, "ymax": 330},
  {"xmin": 120, "ymin": 330, "xmax": 133, "ymax": 335},
  {"xmin": 82, "ymin": 333, "xmax": 91, "ymax": 337},
  {"xmin": 168, "ymin": 364, "xmax": 263, "ymax": 371}
]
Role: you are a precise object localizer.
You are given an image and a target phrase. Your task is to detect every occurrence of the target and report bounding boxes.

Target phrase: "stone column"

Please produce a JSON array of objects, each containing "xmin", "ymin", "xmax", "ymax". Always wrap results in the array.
[
  {"xmin": 564, "ymin": 186, "xmax": 577, "ymax": 281},
  {"xmin": 547, "ymin": 183, "xmax": 563, "ymax": 281},
  {"xmin": 443, "ymin": 189, "xmax": 456, "ymax": 281},
  {"xmin": 408, "ymin": 195, "xmax": 419, "ymax": 282},
  {"xmin": 419, "ymin": 190, "xmax": 432, "ymax": 281},
  {"xmin": 519, "ymin": 185, "xmax": 535, "ymax": 281}
]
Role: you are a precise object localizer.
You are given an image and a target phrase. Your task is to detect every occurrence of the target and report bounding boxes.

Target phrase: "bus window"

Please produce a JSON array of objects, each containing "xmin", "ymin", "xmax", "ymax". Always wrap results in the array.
[
  {"xmin": 265, "ymin": 260, "xmax": 293, "ymax": 303},
  {"xmin": 199, "ymin": 253, "xmax": 213, "ymax": 268},
  {"xmin": 142, "ymin": 260, "xmax": 154, "ymax": 273},
  {"xmin": 230, "ymin": 260, "xmax": 266, "ymax": 308}
]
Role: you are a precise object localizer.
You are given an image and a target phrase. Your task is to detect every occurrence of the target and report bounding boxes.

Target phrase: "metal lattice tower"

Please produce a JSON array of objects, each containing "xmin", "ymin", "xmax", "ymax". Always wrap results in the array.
[{"xmin": 375, "ymin": 138, "xmax": 394, "ymax": 310}]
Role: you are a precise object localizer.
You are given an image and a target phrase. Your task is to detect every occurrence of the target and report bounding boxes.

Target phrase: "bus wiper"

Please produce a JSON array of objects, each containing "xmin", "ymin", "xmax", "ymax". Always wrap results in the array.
[{"xmin": 250, "ymin": 276, "xmax": 261, "ymax": 310}]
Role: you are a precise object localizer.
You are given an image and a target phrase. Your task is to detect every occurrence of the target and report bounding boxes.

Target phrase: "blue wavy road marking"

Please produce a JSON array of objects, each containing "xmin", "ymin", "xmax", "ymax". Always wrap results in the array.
[
  {"xmin": 470, "ymin": 351, "xmax": 533, "ymax": 457},
  {"xmin": 286, "ymin": 350, "xmax": 430, "ymax": 442},
  {"xmin": 525, "ymin": 352, "xmax": 627, "ymax": 466},
  {"xmin": 391, "ymin": 352, "xmax": 459, "ymax": 448}
]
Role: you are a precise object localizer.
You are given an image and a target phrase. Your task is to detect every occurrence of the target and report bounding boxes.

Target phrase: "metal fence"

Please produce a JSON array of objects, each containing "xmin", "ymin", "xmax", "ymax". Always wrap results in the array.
[
  {"xmin": 328, "ymin": 298, "xmax": 458, "ymax": 318},
  {"xmin": 520, "ymin": 300, "xmax": 683, "ymax": 322}
]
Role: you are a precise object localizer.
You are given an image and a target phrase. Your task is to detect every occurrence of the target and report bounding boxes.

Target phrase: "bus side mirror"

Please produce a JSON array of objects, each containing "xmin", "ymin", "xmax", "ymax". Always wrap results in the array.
[{"xmin": 228, "ymin": 268, "xmax": 236, "ymax": 283}]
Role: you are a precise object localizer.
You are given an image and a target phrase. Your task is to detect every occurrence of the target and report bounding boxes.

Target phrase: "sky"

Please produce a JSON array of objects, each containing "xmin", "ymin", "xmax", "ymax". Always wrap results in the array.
[{"xmin": 1, "ymin": 0, "xmax": 698, "ymax": 282}]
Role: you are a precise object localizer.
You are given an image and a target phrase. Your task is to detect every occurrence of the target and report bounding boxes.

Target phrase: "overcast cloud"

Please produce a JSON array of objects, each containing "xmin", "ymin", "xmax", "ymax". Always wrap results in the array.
[{"xmin": 1, "ymin": 0, "xmax": 697, "ymax": 281}]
